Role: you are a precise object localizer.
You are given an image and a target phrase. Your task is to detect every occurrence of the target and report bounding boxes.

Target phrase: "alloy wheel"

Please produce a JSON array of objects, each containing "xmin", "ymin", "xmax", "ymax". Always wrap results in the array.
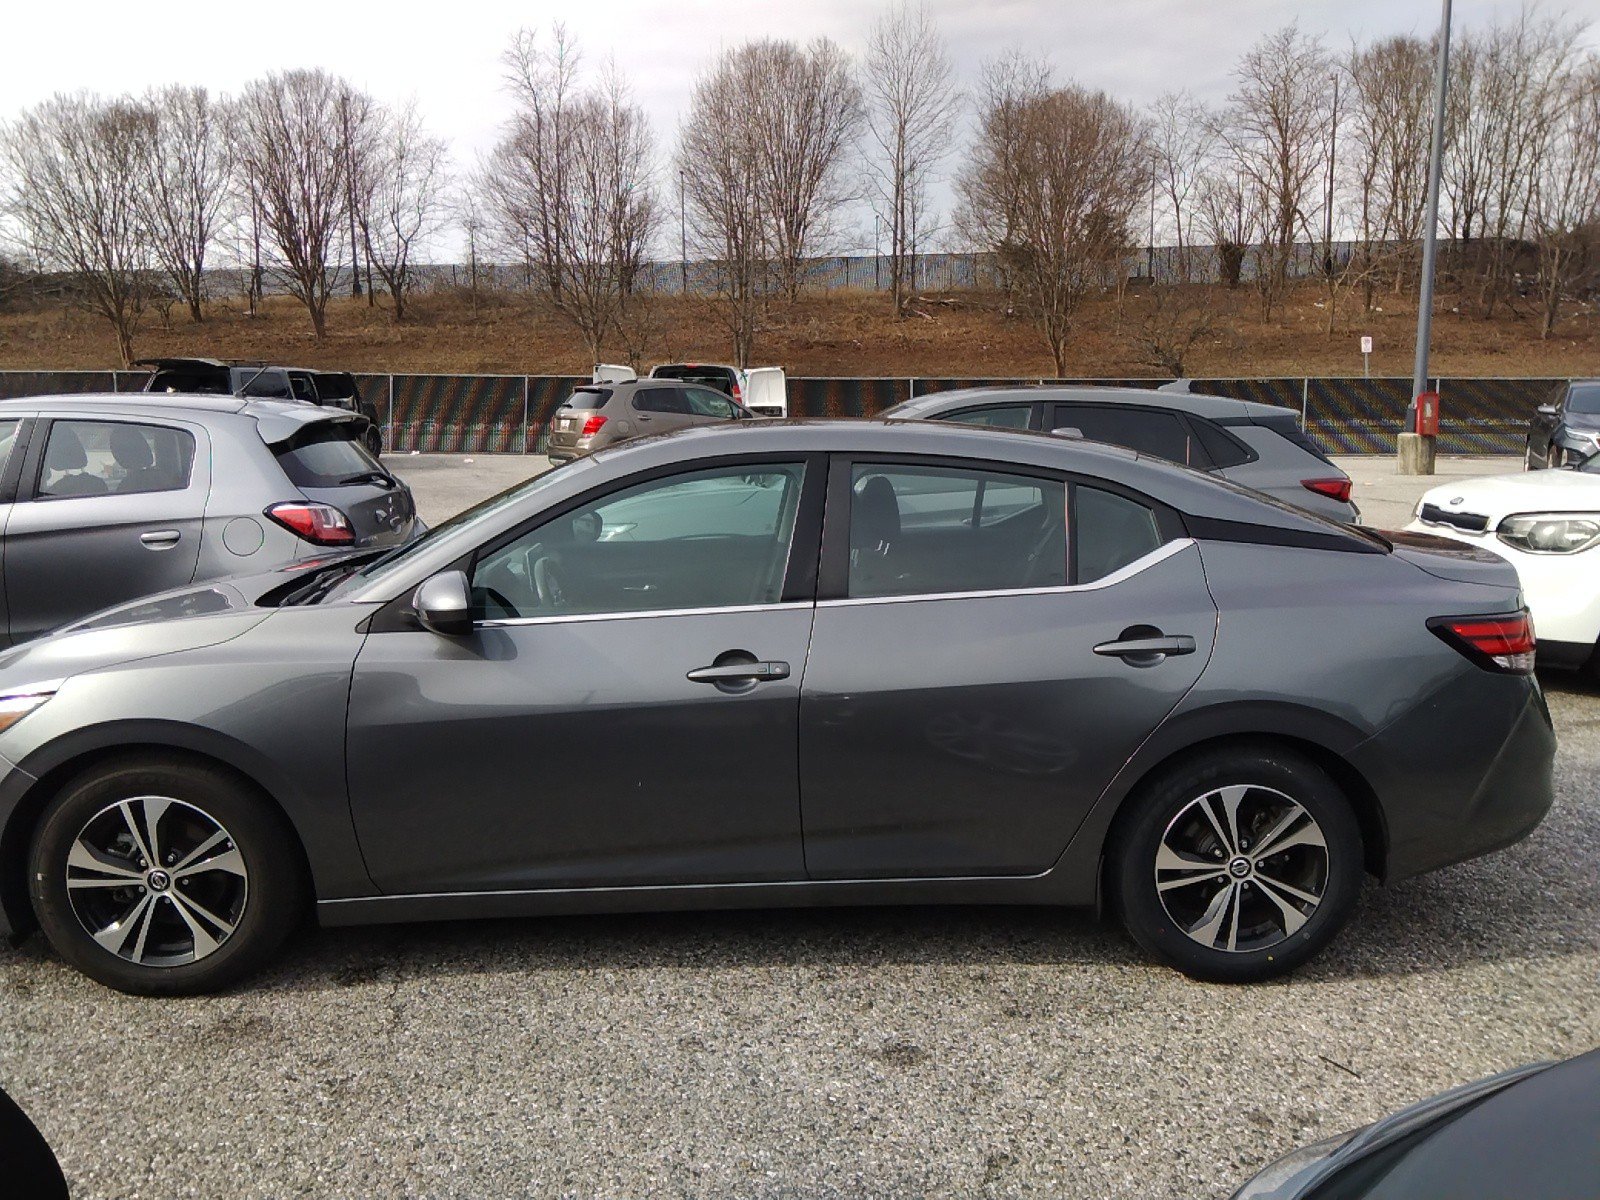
[
  {"xmin": 1154, "ymin": 784, "xmax": 1329, "ymax": 954},
  {"xmin": 64, "ymin": 795, "xmax": 249, "ymax": 967}
]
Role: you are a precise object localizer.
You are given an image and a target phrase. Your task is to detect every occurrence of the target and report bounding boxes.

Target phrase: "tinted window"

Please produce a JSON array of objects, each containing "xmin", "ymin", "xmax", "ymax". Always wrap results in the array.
[
  {"xmin": 650, "ymin": 365, "xmax": 736, "ymax": 394},
  {"xmin": 1190, "ymin": 418, "xmax": 1252, "ymax": 469},
  {"xmin": 1260, "ymin": 416, "xmax": 1336, "ymax": 466},
  {"xmin": 289, "ymin": 374, "xmax": 317, "ymax": 401},
  {"xmin": 684, "ymin": 387, "xmax": 737, "ymax": 419},
  {"xmin": 233, "ymin": 369, "xmax": 293, "ymax": 399},
  {"xmin": 1076, "ymin": 486, "xmax": 1163, "ymax": 583},
  {"xmin": 634, "ymin": 388, "xmax": 689, "ymax": 414},
  {"xmin": 561, "ymin": 389, "xmax": 610, "ymax": 411},
  {"xmin": 38, "ymin": 420, "xmax": 195, "ymax": 498},
  {"xmin": 848, "ymin": 464, "xmax": 1066, "ymax": 598},
  {"xmin": 1567, "ymin": 383, "xmax": 1600, "ymax": 414},
  {"xmin": 942, "ymin": 405, "xmax": 1033, "ymax": 429},
  {"xmin": 272, "ymin": 423, "xmax": 384, "ymax": 487},
  {"xmin": 472, "ymin": 463, "xmax": 806, "ymax": 619},
  {"xmin": 1053, "ymin": 405, "xmax": 1199, "ymax": 465},
  {"xmin": 312, "ymin": 373, "xmax": 359, "ymax": 402},
  {"xmin": 149, "ymin": 367, "xmax": 230, "ymax": 394}
]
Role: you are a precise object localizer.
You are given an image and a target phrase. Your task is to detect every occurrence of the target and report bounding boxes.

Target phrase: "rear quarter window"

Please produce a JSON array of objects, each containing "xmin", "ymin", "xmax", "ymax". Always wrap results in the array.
[
  {"xmin": 1190, "ymin": 418, "xmax": 1254, "ymax": 469},
  {"xmin": 1259, "ymin": 417, "xmax": 1335, "ymax": 466},
  {"xmin": 272, "ymin": 423, "xmax": 383, "ymax": 487}
]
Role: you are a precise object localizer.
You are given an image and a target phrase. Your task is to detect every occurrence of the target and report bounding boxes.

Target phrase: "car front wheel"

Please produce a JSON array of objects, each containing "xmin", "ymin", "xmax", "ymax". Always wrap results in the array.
[
  {"xmin": 1112, "ymin": 746, "xmax": 1363, "ymax": 983},
  {"xmin": 28, "ymin": 756, "xmax": 305, "ymax": 995}
]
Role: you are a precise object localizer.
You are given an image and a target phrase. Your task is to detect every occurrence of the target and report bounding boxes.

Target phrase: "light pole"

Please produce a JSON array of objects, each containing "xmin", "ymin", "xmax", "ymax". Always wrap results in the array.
[
  {"xmin": 1323, "ymin": 71, "xmax": 1340, "ymax": 275},
  {"xmin": 874, "ymin": 214, "xmax": 882, "ymax": 291},
  {"xmin": 1405, "ymin": 0, "xmax": 1453, "ymax": 475},
  {"xmin": 1147, "ymin": 152, "xmax": 1157, "ymax": 280},
  {"xmin": 678, "ymin": 168, "xmax": 687, "ymax": 294}
]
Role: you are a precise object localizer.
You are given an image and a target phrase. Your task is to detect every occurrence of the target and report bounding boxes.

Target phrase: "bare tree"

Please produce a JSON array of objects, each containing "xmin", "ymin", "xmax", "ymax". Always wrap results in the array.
[
  {"xmin": 136, "ymin": 86, "xmax": 232, "ymax": 324},
  {"xmin": 1148, "ymin": 91, "xmax": 1215, "ymax": 281},
  {"xmin": 358, "ymin": 102, "xmax": 450, "ymax": 322},
  {"xmin": 1212, "ymin": 24, "xmax": 1333, "ymax": 316},
  {"xmin": 1529, "ymin": 58, "xmax": 1600, "ymax": 337},
  {"xmin": 235, "ymin": 70, "xmax": 350, "ymax": 339},
  {"xmin": 1132, "ymin": 285, "xmax": 1220, "ymax": 375},
  {"xmin": 734, "ymin": 39, "xmax": 864, "ymax": 301},
  {"xmin": 0, "ymin": 93, "xmax": 154, "ymax": 364},
  {"xmin": 863, "ymin": 2, "xmax": 961, "ymax": 315},
  {"xmin": 679, "ymin": 51, "xmax": 771, "ymax": 365},
  {"xmin": 959, "ymin": 76, "xmax": 1149, "ymax": 374},
  {"xmin": 336, "ymin": 85, "xmax": 382, "ymax": 302},
  {"xmin": 480, "ymin": 29, "xmax": 657, "ymax": 360},
  {"xmin": 1194, "ymin": 170, "xmax": 1260, "ymax": 288}
]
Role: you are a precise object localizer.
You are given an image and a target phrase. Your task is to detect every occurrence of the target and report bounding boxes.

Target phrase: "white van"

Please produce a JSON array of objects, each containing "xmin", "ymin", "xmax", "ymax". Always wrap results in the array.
[{"xmin": 592, "ymin": 362, "xmax": 788, "ymax": 418}]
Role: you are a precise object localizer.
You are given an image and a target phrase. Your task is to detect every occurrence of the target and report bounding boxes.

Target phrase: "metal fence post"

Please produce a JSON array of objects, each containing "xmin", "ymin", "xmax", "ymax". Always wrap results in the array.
[
  {"xmin": 1301, "ymin": 378, "xmax": 1309, "ymax": 428},
  {"xmin": 387, "ymin": 374, "xmax": 396, "ymax": 452},
  {"xmin": 523, "ymin": 376, "xmax": 531, "ymax": 454}
]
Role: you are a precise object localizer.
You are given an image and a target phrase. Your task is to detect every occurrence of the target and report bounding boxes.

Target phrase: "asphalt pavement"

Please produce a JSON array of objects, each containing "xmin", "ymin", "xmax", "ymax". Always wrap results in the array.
[{"xmin": 0, "ymin": 450, "xmax": 1594, "ymax": 1199}]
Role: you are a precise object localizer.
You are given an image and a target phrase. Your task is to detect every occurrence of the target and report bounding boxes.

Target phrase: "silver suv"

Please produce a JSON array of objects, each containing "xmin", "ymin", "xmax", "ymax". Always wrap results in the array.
[
  {"xmin": 881, "ymin": 385, "xmax": 1359, "ymax": 523},
  {"xmin": 0, "ymin": 393, "xmax": 419, "ymax": 645}
]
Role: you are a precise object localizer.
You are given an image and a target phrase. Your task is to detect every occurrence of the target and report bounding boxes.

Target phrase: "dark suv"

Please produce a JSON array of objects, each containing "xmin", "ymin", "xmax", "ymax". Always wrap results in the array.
[
  {"xmin": 139, "ymin": 359, "xmax": 384, "ymax": 456},
  {"xmin": 1525, "ymin": 379, "xmax": 1600, "ymax": 469}
]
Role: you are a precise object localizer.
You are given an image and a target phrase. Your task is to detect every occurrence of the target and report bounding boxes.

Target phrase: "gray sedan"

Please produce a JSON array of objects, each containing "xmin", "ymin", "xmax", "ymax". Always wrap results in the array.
[{"xmin": 0, "ymin": 420, "xmax": 1553, "ymax": 995}]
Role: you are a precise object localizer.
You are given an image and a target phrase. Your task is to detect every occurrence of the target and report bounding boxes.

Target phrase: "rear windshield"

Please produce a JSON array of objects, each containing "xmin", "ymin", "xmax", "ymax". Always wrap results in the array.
[
  {"xmin": 560, "ymin": 389, "xmax": 611, "ymax": 410},
  {"xmin": 272, "ymin": 422, "xmax": 384, "ymax": 488},
  {"xmin": 313, "ymin": 373, "xmax": 359, "ymax": 401},
  {"xmin": 148, "ymin": 368, "xmax": 230, "ymax": 395}
]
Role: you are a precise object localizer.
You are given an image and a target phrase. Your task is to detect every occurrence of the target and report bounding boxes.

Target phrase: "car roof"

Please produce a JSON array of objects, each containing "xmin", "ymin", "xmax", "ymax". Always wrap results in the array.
[
  {"xmin": 137, "ymin": 358, "xmax": 325, "ymax": 373},
  {"xmin": 884, "ymin": 384, "xmax": 1292, "ymax": 424},
  {"xmin": 0, "ymin": 392, "xmax": 367, "ymax": 441}
]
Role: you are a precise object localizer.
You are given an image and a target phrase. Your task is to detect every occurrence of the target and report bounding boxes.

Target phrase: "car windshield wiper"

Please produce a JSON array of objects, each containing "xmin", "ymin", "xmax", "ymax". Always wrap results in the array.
[{"xmin": 337, "ymin": 470, "xmax": 396, "ymax": 488}]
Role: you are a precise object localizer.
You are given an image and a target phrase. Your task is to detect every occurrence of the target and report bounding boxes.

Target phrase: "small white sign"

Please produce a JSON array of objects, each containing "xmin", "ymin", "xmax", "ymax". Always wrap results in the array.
[{"xmin": 1360, "ymin": 336, "xmax": 1374, "ymax": 354}]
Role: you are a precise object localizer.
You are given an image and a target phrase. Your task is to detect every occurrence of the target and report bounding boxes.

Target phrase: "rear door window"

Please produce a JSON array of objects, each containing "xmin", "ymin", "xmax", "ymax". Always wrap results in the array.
[
  {"xmin": 1075, "ymin": 486, "xmax": 1164, "ymax": 583},
  {"xmin": 684, "ymin": 387, "xmax": 738, "ymax": 419},
  {"xmin": 37, "ymin": 420, "xmax": 195, "ymax": 498},
  {"xmin": 1052, "ymin": 404, "xmax": 1201, "ymax": 466},
  {"xmin": 634, "ymin": 388, "xmax": 689, "ymax": 414},
  {"xmin": 272, "ymin": 423, "xmax": 384, "ymax": 488},
  {"xmin": 941, "ymin": 405, "xmax": 1034, "ymax": 430}
]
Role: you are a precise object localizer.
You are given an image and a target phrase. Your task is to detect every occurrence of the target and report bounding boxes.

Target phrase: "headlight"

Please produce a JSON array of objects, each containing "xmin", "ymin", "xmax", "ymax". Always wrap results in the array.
[
  {"xmin": 1496, "ymin": 513, "xmax": 1600, "ymax": 554},
  {"xmin": 0, "ymin": 690, "xmax": 54, "ymax": 735},
  {"xmin": 1229, "ymin": 1131, "xmax": 1357, "ymax": 1198}
]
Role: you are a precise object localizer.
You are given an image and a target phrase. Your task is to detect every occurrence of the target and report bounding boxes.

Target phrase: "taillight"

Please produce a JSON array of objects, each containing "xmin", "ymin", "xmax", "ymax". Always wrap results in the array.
[
  {"xmin": 1430, "ymin": 611, "xmax": 1537, "ymax": 674},
  {"xmin": 580, "ymin": 414, "xmax": 608, "ymax": 437},
  {"xmin": 731, "ymin": 381, "xmax": 742, "ymax": 401},
  {"xmin": 1301, "ymin": 477, "xmax": 1353, "ymax": 504},
  {"xmin": 265, "ymin": 502, "xmax": 355, "ymax": 545}
]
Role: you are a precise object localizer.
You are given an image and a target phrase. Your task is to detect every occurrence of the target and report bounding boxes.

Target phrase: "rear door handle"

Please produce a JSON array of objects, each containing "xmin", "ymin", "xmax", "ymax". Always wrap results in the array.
[
  {"xmin": 1093, "ymin": 634, "xmax": 1195, "ymax": 660},
  {"xmin": 140, "ymin": 530, "xmax": 182, "ymax": 549},
  {"xmin": 686, "ymin": 661, "xmax": 791, "ymax": 684}
]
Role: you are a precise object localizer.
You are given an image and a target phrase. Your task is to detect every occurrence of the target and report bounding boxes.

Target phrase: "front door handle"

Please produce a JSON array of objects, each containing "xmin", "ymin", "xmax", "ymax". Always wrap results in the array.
[
  {"xmin": 1093, "ymin": 633, "xmax": 1195, "ymax": 664},
  {"xmin": 686, "ymin": 661, "xmax": 791, "ymax": 684},
  {"xmin": 140, "ymin": 530, "xmax": 182, "ymax": 549}
]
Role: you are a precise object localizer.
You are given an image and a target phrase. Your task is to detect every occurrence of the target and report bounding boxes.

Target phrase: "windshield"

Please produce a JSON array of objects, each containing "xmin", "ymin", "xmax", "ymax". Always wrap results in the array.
[
  {"xmin": 323, "ymin": 458, "xmax": 590, "ymax": 599},
  {"xmin": 1567, "ymin": 383, "xmax": 1600, "ymax": 414}
]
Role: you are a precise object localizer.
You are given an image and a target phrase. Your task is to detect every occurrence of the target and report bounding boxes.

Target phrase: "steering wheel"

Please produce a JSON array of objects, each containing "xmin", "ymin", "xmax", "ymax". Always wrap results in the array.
[{"xmin": 533, "ymin": 555, "xmax": 569, "ymax": 611}]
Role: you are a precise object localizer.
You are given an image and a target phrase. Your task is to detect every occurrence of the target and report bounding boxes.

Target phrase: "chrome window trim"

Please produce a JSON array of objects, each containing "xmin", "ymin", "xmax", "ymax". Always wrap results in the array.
[
  {"xmin": 819, "ymin": 537, "xmax": 1194, "ymax": 608},
  {"xmin": 477, "ymin": 599, "xmax": 815, "ymax": 628}
]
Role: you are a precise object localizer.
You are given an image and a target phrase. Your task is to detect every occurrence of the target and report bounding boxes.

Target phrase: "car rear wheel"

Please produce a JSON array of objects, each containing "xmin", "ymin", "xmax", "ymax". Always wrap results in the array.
[
  {"xmin": 28, "ymin": 757, "xmax": 305, "ymax": 995},
  {"xmin": 1112, "ymin": 746, "xmax": 1363, "ymax": 983},
  {"xmin": 364, "ymin": 426, "xmax": 383, "ymax": 458}
]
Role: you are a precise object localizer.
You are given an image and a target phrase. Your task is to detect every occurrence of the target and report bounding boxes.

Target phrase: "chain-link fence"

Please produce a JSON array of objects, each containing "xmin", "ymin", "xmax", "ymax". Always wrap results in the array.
[{"xmin": 0, "ymin": 369, "xmax": 1555, "ymax": 457}]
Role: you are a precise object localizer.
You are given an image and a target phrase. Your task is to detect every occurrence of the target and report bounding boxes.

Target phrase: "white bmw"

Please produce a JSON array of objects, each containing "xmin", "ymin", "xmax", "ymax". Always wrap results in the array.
[{"xmin": 1406, "ymin": 459, "xmax": 1600, "ymax": 673}]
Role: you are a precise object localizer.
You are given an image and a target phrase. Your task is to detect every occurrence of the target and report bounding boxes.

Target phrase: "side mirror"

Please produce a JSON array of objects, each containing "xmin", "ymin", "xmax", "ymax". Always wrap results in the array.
[
  {"xmin": 1537, "ymin": 404, "xmax": 1559, "ymax": 417},
  {"xmin": 413, "ymin": 570, "xmax": 473, "ymax": 636}
]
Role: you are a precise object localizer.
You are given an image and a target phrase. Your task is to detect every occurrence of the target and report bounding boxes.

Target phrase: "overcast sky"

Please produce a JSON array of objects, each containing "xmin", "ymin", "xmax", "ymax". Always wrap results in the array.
[{"xmin": 7, "ymin": 0, "xmax": 1600, "ymax": 256}]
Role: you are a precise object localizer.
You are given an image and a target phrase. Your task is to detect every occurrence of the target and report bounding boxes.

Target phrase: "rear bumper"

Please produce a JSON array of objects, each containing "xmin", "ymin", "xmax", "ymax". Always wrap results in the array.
[{"xmin": 1351, "ymin": 672, "xmax": 1555, "ymax": 882}]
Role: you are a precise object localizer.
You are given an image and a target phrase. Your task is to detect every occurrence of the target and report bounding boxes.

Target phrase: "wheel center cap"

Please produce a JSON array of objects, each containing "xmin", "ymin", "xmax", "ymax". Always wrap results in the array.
[
  {"xmin": 146, "ymin": 869, "xmax": 171, "ymax": 893},
  {"xmin": 1228, "ymin": 857, "xmax": 1252, "ymax": 879}
]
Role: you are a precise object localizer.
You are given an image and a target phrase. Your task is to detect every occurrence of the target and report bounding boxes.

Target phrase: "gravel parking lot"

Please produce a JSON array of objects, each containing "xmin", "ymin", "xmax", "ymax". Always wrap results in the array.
[{"xmin": 1, "ymin": 451, "xmax": 1595, "ymax": 1199}]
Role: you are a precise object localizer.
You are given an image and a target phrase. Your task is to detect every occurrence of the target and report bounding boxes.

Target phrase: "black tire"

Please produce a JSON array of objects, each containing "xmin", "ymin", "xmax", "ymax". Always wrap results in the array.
[
  {"xmin": 1110, "ymin": 745, "xmax": 1363, "ymax": 983},
  {"xmin": 28, "ymin": 756, "xmax": 305, "ymax": 996},
  {"xmin": 364, "ymin": 426, "xmax": 383, "ymax": 458}
]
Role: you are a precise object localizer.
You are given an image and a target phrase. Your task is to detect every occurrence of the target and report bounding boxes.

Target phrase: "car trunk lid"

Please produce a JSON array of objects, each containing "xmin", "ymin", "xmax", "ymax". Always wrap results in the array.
[
  {"xmin": 1388, "ymin": 529, "xmax": 1523, "ymax": 590},
  {"xmin": 264, "ymin": 417, "xmax": 418, "ymax": 547}
]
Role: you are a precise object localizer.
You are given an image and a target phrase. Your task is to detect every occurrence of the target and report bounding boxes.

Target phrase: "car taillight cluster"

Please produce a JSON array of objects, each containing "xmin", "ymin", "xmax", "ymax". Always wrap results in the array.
[
  {"xmin": 581, "ymin": 414, "xmax": 608, "ymax": 437},
  {"xmin": 265, "ymin": 502, "xmax": 356, "ymax": 545},
  {"xmin": 1301, "ymin": 477, "xmax": 1353, "ymax": 504},
  {"xmin": 1431, "ymin": 612, "xmax": 1537, "ymax": 674}
]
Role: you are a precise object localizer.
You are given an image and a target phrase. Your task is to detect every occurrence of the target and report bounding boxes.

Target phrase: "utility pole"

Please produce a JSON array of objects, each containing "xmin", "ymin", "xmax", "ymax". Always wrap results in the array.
[
  {"xmin": 874, "ymin": 214, "xmax": 882, "ymax": 291},
  {"xmin": 339, "ymin": 90, "xmax": 362, "ymax": 298},
  {"xmin": 1147, "ymin": 150, "xmax": 1157, "ymax": 280},
  {"xmin": 678, "ymin": 168, "xmax": 687, "ymax": 294},
  {"xmin": 1324, "ymin": 71, "xmax": 1340, "ymax": 275},
  {"xmin": 1404, "ymin": 0, "xmax": 1453, "ymax": 475}
]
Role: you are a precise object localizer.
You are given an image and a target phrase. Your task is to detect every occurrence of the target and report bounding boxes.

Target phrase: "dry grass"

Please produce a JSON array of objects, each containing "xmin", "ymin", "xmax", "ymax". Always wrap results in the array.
[{"xmin": 3, "ymin": 281, "xmax": 1599, "ymax": 379}]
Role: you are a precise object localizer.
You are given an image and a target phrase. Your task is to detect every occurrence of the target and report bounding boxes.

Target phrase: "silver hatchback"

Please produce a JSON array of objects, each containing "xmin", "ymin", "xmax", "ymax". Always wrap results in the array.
[{"xmin": 0, "ymin": 393, "xmax": 419, "ymax": 645}]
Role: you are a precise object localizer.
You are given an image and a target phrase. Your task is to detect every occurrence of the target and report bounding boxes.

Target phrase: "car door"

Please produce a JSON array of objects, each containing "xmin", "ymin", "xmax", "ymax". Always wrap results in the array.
[
  {"xmin": 630, "ymin": 386, "xmax": 693, "ymax": 437},
  {"xmin": 682, "ymin": 385, "xmax": 741, "ymax": 427},
  {"xmin": 3, "ymin": 416, "xmax": 207, "ymax": 643},
  {"xmin": 345, "ymin": 456, "xmax": 825, "ymax": 894},
  {"xmin": 799, "ymin": 457, "xmax": 1216, "ymax": 879}
]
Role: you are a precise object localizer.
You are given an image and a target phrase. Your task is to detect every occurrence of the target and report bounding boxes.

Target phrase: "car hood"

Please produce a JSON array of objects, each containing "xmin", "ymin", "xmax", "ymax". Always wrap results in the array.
[
  {"xmin": 0, "ymin": 555, "xmax": 373, "ymax": 693},
  {"xmin": 1419, "ymin": 471, "xmax": 1600, "ymax": 525}
]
